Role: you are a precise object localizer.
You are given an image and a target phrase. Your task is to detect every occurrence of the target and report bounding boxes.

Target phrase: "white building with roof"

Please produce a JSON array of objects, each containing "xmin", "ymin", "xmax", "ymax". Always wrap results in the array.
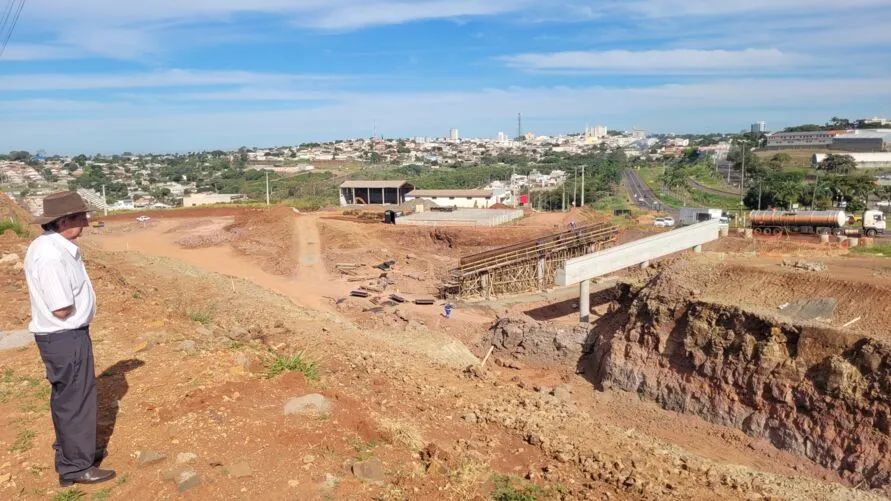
[{"xmin": 405, "ymin": 189, "xmax": 500, "ymax": 208}]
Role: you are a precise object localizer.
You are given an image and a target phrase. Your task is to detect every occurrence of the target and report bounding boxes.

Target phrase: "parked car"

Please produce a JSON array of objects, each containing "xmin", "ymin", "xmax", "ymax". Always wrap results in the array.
[
  {"xmin": 136, "ymin": 215, "xmax": 151, "ymax": 222},
  {"xmin": 663, "ymin": 217, "xmax": 675, "ymax": 227},
  {"xmin": 653, "ymin": 218, "xmax": 667, "ymax": 227}
]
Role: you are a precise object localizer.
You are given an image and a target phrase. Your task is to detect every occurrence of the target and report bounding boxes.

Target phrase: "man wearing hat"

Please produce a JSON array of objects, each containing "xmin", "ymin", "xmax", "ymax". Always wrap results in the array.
[{"xmin": 23, "ymin": 191, "xmax": 115, "ymax": 487}]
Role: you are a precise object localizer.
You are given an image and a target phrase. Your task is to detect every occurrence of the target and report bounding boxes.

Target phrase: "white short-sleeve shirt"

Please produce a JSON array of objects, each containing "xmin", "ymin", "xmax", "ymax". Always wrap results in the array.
[{"xmin": 24, "ymin": 232, "xmax": 96, "ymax": 334}]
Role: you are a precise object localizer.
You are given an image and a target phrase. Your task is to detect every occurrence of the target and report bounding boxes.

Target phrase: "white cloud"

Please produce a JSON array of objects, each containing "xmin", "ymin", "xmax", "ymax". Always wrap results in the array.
[
  {"xmin": 0, "ymin": 43, "xmax": 83, "ymax": 61},
  {"xmin": 306, "ymin": 0, "xmax": 526, "ymax": 29},
  {"xmin": 0, "ymin": 69, "xmax": 347, "ymax": 91},
  {"xmin": 617, "ymin": 0, "xmax": 889, "ymax": 18},
  {"xmin": 501, "ymin": 48, "xmax": 801, "ymax": 73}
]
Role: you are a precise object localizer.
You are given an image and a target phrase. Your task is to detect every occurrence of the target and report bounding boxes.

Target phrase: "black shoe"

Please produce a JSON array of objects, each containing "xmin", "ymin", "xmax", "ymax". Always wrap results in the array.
[{"xmin": 59, "ymin": 467, "xmax": 116, "ymax": 487}]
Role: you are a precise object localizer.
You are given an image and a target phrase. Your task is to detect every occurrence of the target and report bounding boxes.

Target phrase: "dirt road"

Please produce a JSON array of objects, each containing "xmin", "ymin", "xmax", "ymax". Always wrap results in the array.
[{"xmin": 88, "ymin": 215, "xmax": 342, "ymax": 313}]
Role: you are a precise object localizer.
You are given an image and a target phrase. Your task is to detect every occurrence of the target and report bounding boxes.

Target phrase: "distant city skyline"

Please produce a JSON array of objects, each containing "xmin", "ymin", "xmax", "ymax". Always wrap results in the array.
[{"xmin": 1, "ymin": 1, "xmax": 889, "ymax": 153}]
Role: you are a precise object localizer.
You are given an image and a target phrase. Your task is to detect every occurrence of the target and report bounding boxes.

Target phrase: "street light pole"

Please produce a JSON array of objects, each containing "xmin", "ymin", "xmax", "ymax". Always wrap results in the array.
[{"xmin": 265, "ymin": 171, "xmax": 270, "ymax": 207}]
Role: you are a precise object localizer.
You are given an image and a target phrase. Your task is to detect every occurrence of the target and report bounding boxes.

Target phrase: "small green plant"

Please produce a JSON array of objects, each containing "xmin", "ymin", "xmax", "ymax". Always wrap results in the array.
[
  {"xmin": 9, "ymin": 429, "xmax": 35, "ymax": 453},
  {"xmin": 91, "ymin": 488, "xmax": 112, "ymax": 501},
  {"xmin": 116, "ymin": 473, "xmax": 130, "ymax": 485},
  {"xmin": 0, "ymin": 220, "xmax": 28, "ymax": 237},
  {"xmin": 853, "ymin": 244, "xmax": 891, "ymax": 258},
  {"xmin": 35, "ymin": 383, "xmax": 51, "ymax": 400},
  {"xmin": 1, "ymin": 367, "xmax": 13, "ymax": 383},
  {"xmin": 263, "ymin": 352, "xmax": 320, "ymax": 380},
  {"xmin": 348, "ymin": 436, "xmax": 380, "ymax": 461},
  {"xmin": 53, "ymin": 488, "xmax": 86, "ymax": 501},
  {"xmin": 28, "ymin": 463, "xmax": 45, "ymax": 475},
  {"xmin": 490, "ymin": 474, "xmax": 548, "ymax": 501},
  {"xmin": 187, "ymin": 307, "xmax": 214, "ymax": 325}
]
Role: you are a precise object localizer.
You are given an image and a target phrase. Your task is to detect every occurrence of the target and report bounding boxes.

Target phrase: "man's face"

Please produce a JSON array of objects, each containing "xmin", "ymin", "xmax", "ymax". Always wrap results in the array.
[{"xmin": 57, "ymin": 212, "xmax": 88, "ymax": 240}]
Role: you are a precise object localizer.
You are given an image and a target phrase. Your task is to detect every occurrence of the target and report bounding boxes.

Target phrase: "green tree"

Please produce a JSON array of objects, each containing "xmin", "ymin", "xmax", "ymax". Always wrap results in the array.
[
  {"xmin": 767, "ymin": 153, "xmax": 792, "ymax": 171},
  {"xmin": 819, "ymin": 154, "xmax": 856, "ymax": 175},
  {"xmin": 826, "ymin": 117, "xmax": 852, "ymax": 130}
]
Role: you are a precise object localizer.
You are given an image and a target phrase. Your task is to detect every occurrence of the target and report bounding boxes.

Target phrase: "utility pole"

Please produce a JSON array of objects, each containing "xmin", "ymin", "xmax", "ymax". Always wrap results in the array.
[
  {"xmin": 102, "ymin": 184, "xmax": 107, "ymax": 216},
  {"xmin": 562, "ymin": 178, "xmax": 566, "ymax": 212},
  {"xmin": 572, "ymin": 166, "xmax": 577, "ymax": 207},
  {"xmin": 580, "ymin": 165, "xmax": 586, "ymax": 207},
  {"xmin": 265, "ymin": 171, "xmax": 270, "ymax": 207},
  {"xmin": 740, "ymin": 140, "xmax": 746, "ymax": 208}
]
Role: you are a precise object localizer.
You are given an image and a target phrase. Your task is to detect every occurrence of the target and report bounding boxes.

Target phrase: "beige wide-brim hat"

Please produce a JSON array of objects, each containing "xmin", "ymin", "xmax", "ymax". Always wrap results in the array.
[{"xmin": 33, "ymin": 191, "xmax": 93, "ymax": 225}]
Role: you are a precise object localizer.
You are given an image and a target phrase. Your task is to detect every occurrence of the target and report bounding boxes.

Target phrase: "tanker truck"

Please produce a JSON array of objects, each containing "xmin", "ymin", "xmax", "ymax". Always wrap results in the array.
[{"xmin": 749, "ymin": 210, "xmax": 886, "ymax": 237}]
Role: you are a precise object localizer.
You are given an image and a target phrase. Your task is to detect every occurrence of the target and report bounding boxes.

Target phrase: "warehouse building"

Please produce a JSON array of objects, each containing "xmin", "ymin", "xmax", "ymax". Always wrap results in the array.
[
  {"xmin": 339, "ymin": 180, "xmax": 414, "ymax": 206},
  {"xmin": 832, "ymin": 130, "xmax": 891, "ymax": 152},
  {"xmin": 764, "ymin": 131, "xmax": 843, "ymax": 150},
  {"xmin": 405, "ymin": 189, "xmax": 498, "ymax": 209}
]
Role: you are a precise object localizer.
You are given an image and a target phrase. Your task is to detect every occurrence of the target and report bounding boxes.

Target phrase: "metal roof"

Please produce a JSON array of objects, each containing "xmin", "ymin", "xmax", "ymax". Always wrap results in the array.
[
  {"xmin": 407, "ymin": 189, "xmax": 493, "ymax": 198},
  {"xmin": 339, "ymin": 180, "xmax": 410, "ymax": 189}
]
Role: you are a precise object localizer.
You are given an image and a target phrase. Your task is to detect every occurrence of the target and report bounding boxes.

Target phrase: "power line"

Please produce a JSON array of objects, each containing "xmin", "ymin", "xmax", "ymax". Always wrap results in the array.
[
  {"xmin": 0, "ymin": 0, "xmax": 27, "ymax": 60},
  {"xmin": 0, "ymin": 0, "xmax": 17, "ymax": 32}
]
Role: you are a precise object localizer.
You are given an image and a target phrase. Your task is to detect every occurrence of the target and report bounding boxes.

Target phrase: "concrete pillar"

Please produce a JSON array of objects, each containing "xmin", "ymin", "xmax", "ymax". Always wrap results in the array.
[
  {"xmin": 849, "ymin": 237, "xmax": 859, "ymax": 248},
  {"xmin": 579, "ymin": 279, "xmax": 590, "ymax": 324},
  {"xmin": 537, "ymin": 257, "xmax": 545, "ymax": 290},
  {"xmin": 744, "ymin": 229, "xmax": 753, "ymax": 239},
  {"xmin": 640, "ymin": 260, "xmax": 650, "ymax": 269},
  {"xmin": 481, "ymin": 273, "xmax": 490, "ymax": 300},
  {"xmin": 381, "ymin": 188, "xmax": 385, "ymax": 204},
  {"xmin": 719, "ymin": 227, "xmax": 729, "ymax": 238},
  {"xmin": 693, "ymin": 245, "xmax": 703, "ymax": 254}
]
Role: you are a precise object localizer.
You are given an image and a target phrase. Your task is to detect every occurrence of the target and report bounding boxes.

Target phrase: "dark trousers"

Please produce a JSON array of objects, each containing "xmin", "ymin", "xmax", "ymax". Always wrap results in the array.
[{"xmin": 35, "ymin": 327, "xmax": 97, "ymax": 480}]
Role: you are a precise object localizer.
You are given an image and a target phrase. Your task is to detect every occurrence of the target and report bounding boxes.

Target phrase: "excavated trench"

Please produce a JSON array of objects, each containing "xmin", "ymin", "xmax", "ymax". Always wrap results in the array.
[{"xmin": 489, "ymin": 276, "xmax": 891, "ymax": 492}]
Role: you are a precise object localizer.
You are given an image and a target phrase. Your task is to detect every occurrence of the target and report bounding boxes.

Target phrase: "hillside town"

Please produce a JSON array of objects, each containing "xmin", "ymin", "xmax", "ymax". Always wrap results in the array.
[{"xmin": 2, "ymin": 118, "xmax": 891, "ymax": 216}]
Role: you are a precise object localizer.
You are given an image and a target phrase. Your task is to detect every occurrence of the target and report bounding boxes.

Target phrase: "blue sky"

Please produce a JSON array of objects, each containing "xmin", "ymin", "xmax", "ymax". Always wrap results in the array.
[{"xmin": 1, "ymin": 0, "xmax": 890, "ymax": 154}]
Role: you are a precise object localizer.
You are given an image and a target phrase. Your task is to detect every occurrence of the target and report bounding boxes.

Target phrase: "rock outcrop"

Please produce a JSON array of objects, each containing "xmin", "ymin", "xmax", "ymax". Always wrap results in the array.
[{"xmin": 583, "ymin": 281, "xmax": 891, "ymax": 489}]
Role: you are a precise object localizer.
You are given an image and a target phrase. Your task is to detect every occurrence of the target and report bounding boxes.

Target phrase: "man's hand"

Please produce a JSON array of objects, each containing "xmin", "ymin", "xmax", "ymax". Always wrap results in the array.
[{"xmin": 52, "ymin": 306, "xmax": 74, "ymax": 319}]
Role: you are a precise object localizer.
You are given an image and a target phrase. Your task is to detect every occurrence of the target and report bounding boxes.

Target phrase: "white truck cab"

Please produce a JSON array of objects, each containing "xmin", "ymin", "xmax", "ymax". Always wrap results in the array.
[{"xmin": 863, "ymin": 210, "xmax": 887, "ymax": 237}]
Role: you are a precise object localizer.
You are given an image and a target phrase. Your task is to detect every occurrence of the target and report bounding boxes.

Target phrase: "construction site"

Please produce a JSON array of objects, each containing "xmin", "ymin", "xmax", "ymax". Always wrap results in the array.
[{"xmin": 2, "ymin": 194, "xmax": 891, "ymax": 501}]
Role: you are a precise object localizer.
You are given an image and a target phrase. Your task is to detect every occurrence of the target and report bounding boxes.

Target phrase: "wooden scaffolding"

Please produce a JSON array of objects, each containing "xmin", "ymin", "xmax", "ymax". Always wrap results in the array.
[{"xmin": 443, "ymin": 223, "xmax": 620, "ymax": 300}]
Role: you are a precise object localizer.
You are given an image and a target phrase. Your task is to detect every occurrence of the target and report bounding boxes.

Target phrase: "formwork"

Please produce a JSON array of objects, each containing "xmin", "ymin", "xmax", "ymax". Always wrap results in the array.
[
  {"xmin": 443, "ymin": 222, "xmax": 620, "ymax": 299},
  {"xmin": 394, "ymin": 209, "xmax": 524, "ymax": 227}
]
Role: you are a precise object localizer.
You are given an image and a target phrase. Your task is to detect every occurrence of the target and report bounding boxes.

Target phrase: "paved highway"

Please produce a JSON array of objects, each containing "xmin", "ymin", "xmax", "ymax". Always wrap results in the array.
[{"xmin": 622, "ymin": 169, "xmax": 678, "ymax": 218}]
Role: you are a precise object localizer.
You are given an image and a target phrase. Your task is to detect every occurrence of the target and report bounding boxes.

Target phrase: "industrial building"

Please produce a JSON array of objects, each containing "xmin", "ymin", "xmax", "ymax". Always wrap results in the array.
[
  {"xmin": 338, "ymin": 180, "xmax": 414, "ymax": 206},
  {"xmin": 764, "ymin": 131, "xmax": 841, "ymax": 150},
  {"xmin": 405, "ymin": 189, "xmax": 498, "ymax": 208},
  {"xmin": 831, "ymin": 130, "xmax": 891, "ymax": 152},
  {"xmin": 812, "ymin": 152, "xmax": 891, "ymax": 169}
]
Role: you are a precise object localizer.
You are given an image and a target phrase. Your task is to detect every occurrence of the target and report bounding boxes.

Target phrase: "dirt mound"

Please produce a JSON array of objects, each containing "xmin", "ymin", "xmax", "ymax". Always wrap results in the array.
[
  {"xmin": 225, "ymin": 207, "xmax": 296, "ymax": 275},
  {"xmin": 626, "ymin": 256, "xmax": 891, "ymax": 338},
  {"xmin": 0, "ymin": 193, "xmax": 38, "ymax": 235}
]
